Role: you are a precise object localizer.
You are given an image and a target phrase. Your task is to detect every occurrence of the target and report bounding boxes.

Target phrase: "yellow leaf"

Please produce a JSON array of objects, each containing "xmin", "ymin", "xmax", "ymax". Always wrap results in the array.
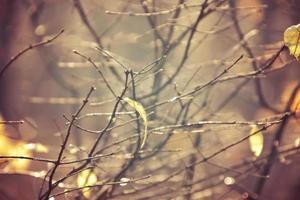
[
  {"xmin": 124, "ymin": 97, "xmax": 148, "ymax": 149},
  {"xmin": 77, "ymin": 169, "xmax": 97, "ymax": 198},
  {"xmin": 0, "ymin": 116, "xmax": 32, "ymax": 171},
  {"xmin": 249, "ymin": 125, "xmax": 264, "ymax": 157},
  {"xmin": 284, "ymin": 24, "xmax": 300, "ymax": 60},
  {"xmin": 8, "ymin": 144, "xmax": 32, "ymax": 171},
  {"xmin": 0, "ymin": 135, "xmax": 32, "ymax": 171}
]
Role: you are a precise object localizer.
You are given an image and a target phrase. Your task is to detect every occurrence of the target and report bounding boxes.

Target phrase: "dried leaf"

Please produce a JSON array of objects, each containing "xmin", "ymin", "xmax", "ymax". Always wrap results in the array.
[
  {"xmin": 249, "ymin": 125, "xmax": 264, "ymax": 157},
  {"xmin": 124, "ymin": 97, "xmax": 148, "ymax": 148},
  {"xmin": 77, "ymin": 169, "xmax": 97, "ymax": 198},
  {"xmin": 284, "ymin": 24, "xmax": 300, "ymax": 60}
]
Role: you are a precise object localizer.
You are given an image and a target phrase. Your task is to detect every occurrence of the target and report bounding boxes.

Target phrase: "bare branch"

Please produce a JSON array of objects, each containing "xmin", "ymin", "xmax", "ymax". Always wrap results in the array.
[{"xmin": 0, "ymin": 29, "xmax": 64, "ymax": 78}]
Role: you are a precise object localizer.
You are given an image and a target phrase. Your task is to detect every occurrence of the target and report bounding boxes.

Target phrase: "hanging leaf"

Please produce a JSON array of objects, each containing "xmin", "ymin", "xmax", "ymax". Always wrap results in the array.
[
  {"xmin": 284, "ymin": 24, "xmax": 300, "ymax": 60},
  {"xmin": 124, "ymin": 97, "xmax": 148, "ymax": 149},
  {"xmin": 77, "ymin": 169, "xmax": 97, "ymax": 198},
  {"xmin": 249, "ymin": 125, "xmax": 264, "ymax": 157}
]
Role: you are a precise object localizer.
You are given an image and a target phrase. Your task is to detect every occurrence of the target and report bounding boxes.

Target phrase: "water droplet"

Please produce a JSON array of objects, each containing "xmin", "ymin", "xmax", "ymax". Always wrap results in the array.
[
  {"xmin": 35, "ymin": 25, "xmax": 46, "ymax": 36},
  {"xmin": 224, "ymin": 176, "xmax": 235, "ymax": 185},
  {"xmin": 120, "ymin": 177, "xmax": 130, "ymax": 186}
]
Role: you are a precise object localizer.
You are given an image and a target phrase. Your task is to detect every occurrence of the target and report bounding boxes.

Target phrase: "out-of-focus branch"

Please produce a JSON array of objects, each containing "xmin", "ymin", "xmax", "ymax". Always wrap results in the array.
[
  {"xmin": 254, "ymin": 82, "xmax": 300, "ymax": 196},
  {"xmin": 150, "ymin": 113, "xmax": 289, "ymax": 132},
  {"xmin": 73, "ymin": 50, "xmax": 117, "ymax": 97},
  {"xmin": 105, "ymin": 2, "xmax": 266, "ymax": 16},
  {"xmin": 138, "ymin": 0, "xmax": 227, "ymax": 100},
  {"xmin": 140, "ymin": 0, "xmax": 167, "ymax": 47},
  {"xmin": 112, "ymin": 119, "xmax": 298, "ymax": 199},
  {"xmin": 73, "ymin": 0, "xmax": 102, "ymax": 48},
  {"xmin": 229, "ymin": 0, "xmax": 279, "ymax": 113}
]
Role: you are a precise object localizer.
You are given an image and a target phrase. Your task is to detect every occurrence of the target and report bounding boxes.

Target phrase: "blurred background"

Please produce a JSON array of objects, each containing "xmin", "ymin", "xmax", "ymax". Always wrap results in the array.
[{"xmin": 0, "ymin": 0, "xmax": 300, "ymax": 199}]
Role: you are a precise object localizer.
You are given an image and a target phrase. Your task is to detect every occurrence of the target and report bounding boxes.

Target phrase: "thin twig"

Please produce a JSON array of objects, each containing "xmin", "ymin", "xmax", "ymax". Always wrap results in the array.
[
  {"xmin": 50, "ymin": 175, "xmax": 151, "ymax": 198},
  {"xmin": 41, "ymin": 86, "xmax": 95, "ymax": 200},
  {"xmin": 105, "ymin": 3, "xmax": 266, "ymax": 16},
  {"xmin": 102, "ymin": 70, "xmax": 142, "ymax": 199},
  {"xmin": 229, "ymin": 0, "xmax": 278, "ymax": 112},
  {"xmin": 41, "ymin": 72, "xmax": 130, "ymax": 197},
  {"xmin": 0, "ymin": 120, "xmax": 24, "ymax": 125},
  {"xmin": 73, "ymin": 50, "xmax": 117, "ymax": 97},
  {"xmin": 0, "ymin": 152, "xmax": 114, "ymax": 165},
  {"xmin": 0, "ymin": 29, "xmax": 64, "ymax": 78}
]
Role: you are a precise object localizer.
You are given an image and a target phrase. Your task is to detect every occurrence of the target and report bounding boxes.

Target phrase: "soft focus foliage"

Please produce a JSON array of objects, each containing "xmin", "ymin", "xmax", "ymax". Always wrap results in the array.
[
  {"xmin": 77, "ymin": 169, "xmax": 98, "ymax": 198},
  {"xmin": 0, "ymin": 134, "xmax": 32, "ymax": 172},
  {"xmin": 23, "ymin": 143, "xmax": 49, "ymax": 153},
  {"xmin": 249, "ymin": 125, "xmax": 264, "ymax": 157},
  {"xmin": 0, "ymin": 121, "xmax": 48, "ymax": 172}
]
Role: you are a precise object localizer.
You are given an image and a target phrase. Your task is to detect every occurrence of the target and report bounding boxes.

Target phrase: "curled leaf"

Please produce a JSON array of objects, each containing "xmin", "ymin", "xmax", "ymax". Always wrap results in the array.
[
  {"xmin": 284, "ymin": 24, "xmax": 300, "ymax": 60},
  {"xmin": 249, "ymin": 125, "xmax": 264, "ymax": 157},
  {"xmin": 124, "ymin": 97, "xmax": 148, "ymax": 148}
]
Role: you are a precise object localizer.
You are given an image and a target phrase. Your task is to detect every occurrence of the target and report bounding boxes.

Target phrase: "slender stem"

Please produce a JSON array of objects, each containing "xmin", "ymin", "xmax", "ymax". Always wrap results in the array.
[{"xmin": 0, "ymin": 29, "xmax": 64, "ymax": 78}]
